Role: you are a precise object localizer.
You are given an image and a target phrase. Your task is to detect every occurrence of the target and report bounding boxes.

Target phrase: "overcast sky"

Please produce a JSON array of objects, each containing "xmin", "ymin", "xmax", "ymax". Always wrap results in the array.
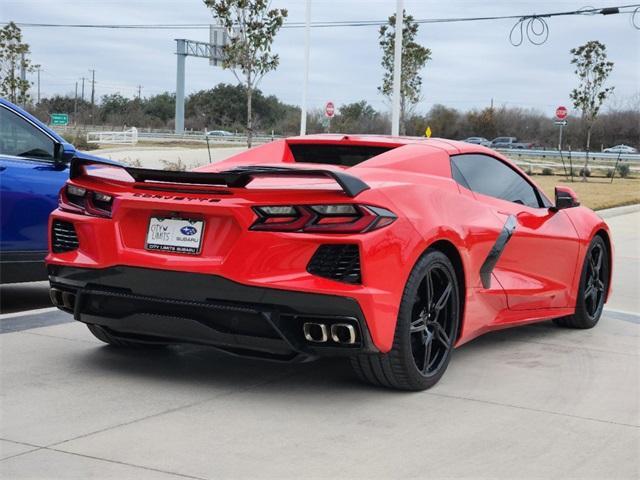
[{"xmin": 2, "ymin": 0, "xmax": 639, "ymax": 116}]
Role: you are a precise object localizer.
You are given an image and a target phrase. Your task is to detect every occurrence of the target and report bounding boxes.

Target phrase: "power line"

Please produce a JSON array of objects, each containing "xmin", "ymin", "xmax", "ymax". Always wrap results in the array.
[{"xmin": 7, "ymin": 4, "xmax": 640, "ymax": 30}]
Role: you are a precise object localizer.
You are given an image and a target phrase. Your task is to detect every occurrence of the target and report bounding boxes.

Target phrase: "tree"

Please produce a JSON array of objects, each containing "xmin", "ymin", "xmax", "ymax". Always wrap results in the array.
[
  {"xmin": 204, "ymin": 0, "xmax": 288, "ymax": 147},
  {"xmin": 467, "ymin": 107, "xmax": 497, "ymax": 140},
  {"xmin": 379, "ymin": 11, "xmax": 431, "ymax": 135},
  {"xmin": 333, "ymin": 100, "xmax": 385, "ymax": 133},
  {"xmin": 569, "ymin": 40, "xmax": 614, "ymax": 180},
  {"xmin": 0, "ymin": 22, "xmax": 38, "ymax": 104}
]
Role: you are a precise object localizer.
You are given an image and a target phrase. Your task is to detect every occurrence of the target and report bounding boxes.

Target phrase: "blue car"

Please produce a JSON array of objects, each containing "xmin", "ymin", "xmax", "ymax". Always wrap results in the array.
[{"xmin": 0, "ymin": 98, "xmax": 102, "ymax": 283}]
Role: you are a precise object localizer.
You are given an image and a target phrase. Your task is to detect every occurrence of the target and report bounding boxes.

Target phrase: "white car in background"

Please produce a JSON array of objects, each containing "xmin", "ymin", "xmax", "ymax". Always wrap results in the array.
[
  {"xmin": 462, "ymin": 136, "xmax": 491, "ymax": 147},
  {"xmin": 206, "ymin": 130, "xmax": 235, "ymax": 137},
  {"xmin": 603, "ymin": 144, "xmax": 638, "ymax": 154}
]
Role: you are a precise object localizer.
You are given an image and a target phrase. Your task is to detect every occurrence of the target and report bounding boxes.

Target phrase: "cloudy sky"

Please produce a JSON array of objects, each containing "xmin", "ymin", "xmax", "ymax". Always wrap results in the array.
[{"xmin": 2, "ymin": 0, "xmax": 639, "ymax": 116}]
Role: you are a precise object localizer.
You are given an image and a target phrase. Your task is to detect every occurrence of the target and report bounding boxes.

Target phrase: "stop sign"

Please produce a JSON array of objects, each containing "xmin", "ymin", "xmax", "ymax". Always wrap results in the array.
[
  {"xmin": 555, "ymin": 106, "xmax": 568, "ymax": 120},
  {"xmin": 325, "ymin": 101, "xmax": 335, "ymax": 118}
]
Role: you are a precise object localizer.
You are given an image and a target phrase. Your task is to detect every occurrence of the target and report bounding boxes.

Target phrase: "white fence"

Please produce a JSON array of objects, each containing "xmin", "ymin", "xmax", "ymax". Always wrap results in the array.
[
  {"xmin": 497, "ymin": 148, "xmax": 640, "ymax": 163},
  {"xmin": 87, "ymin": 127, "xmax": 138, "ymax": 145}
]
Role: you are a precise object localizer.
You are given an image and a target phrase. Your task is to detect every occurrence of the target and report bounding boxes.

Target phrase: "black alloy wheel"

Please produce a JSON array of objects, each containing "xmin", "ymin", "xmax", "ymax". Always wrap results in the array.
[
  {"xmin": 555, "ymin": 235, "xmax": 609, "ymax": 329},
  {"xmin": 350, "ymin": 249, "xmax": 460, "ymax": 390},
  {"xmin": 409, "ymin": 264, "xmax": 457, "ymax": 377}
]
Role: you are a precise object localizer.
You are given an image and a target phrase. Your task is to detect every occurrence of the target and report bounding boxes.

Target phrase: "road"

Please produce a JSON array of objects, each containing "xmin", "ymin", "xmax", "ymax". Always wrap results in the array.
[
  {"xmin": 93, "ymin": 145, "xmax": 247, "ymax": 170},
  {"xmin": 0, "ymin": 208, "xmax": 638, "ymax": 479}
]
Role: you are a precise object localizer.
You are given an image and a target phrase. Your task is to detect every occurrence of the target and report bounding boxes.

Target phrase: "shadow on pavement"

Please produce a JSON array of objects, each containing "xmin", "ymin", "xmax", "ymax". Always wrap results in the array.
[
  {"xmin": 0, "ymin": 281, "xmax": 52, "ymax": 314},
  {"xmin": 71, "ymin": 320, "xmax": 568, "ymax": 394}
]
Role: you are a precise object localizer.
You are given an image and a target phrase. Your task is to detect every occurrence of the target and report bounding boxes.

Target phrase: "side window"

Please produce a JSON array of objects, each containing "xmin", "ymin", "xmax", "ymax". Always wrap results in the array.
[
  {"xmin": 0, "ymin": 106, "xmax": 55, "ymax": 161},
  {"xmin": 451, "ymin": 154, "xmax": 543, "ymax": 208}
]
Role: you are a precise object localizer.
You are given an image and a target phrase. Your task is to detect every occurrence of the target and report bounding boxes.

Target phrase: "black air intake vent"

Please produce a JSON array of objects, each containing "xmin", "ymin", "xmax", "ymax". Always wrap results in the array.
[
  {"xmin": 307, "ymin": 244, "xmax": 361, "ymax": 284},
  {"xmin": 52, "ymin": 220, "xmax": 79, "ymax": 253}
]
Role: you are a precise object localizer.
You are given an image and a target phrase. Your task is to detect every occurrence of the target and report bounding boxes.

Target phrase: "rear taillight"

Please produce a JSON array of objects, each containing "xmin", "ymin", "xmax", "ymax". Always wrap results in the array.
[
  {"xmin": 251, "ymin": 204, "xmax": 396, "ymax": 233},
  {"xmin": 59, "ymin": 184, "xmax": 114, "ymax": 218}
]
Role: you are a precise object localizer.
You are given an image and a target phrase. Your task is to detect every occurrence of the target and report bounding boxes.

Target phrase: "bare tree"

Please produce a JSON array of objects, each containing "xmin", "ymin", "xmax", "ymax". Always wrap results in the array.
[
  {"xmin": 204, "ymin": 0, "xmax": 287, "ymax": 148},
  {"xmin": 569, "ymin": 40, "xmax": 614, "ymax": 180},
  {"xmin": 379, "ymin": 10, "xmax": 431, "ymax": 135}
]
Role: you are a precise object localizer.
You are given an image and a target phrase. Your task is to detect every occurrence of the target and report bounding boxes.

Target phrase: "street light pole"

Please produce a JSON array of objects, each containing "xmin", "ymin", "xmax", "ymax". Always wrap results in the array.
[
  {"xmin": 391, "ymin": 0, "xmax": 404, "ymax": 136},
  {"xmin": 300, "ymin": 0, "xmax": 311, "ymax": 136}
]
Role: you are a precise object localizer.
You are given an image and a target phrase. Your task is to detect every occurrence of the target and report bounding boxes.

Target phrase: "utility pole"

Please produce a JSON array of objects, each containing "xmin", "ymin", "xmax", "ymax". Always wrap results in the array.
[
  {"xmin": 300, "ymin": 0, "xmax": 311, "ymax": 135},
  {"xmin": 137, "ymin": 85, "xmax": 142, "ymax": 101},
  {"xmin": 89, "ymin": 69, "xmax": 96, "ymax": 107},
  {"xmin": 74, "ymin": 82, "xmax": 78, "ymax": 117},
  {"xmin": 36, "ymin": 67, "xmax": 41, "ymax": 104},
  {"xmin": 81, "ymin": 77, "xmax": 86, "ymax": 101},
  {"xmin": 89, "ymin": 69, "xmax": 96, "ymax": 123},
  {"xmin": 391, "ymin": 0, "xmax": 404, "ymax": 136}
]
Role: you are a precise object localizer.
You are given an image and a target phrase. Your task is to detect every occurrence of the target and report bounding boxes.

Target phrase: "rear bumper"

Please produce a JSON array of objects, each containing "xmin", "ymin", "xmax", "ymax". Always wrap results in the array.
[{"xmin": 48, "ymin": 265, "xmax": 378, "ymax": 360}]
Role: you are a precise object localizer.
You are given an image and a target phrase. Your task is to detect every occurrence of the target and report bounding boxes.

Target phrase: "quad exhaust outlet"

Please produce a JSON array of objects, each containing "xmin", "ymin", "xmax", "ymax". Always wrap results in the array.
[
  {"xmin": 49, "ymin": 288, "xmax": 77, "ymax": 311},
  {"xmin": 302, "ymin": 321, "xmax": 357, "ymax": 345}
]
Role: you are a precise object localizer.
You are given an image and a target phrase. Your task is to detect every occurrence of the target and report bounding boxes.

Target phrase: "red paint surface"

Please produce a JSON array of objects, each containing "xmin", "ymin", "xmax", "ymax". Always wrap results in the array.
[{"xmin": 47, "ymin": 135, "xmax": 612, "ymax": 352}]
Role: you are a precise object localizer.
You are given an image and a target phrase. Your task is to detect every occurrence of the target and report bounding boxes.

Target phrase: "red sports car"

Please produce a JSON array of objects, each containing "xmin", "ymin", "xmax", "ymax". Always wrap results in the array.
[{"xmin": 46, "ymin": 135, "xmax": 612, "ymax": 390}]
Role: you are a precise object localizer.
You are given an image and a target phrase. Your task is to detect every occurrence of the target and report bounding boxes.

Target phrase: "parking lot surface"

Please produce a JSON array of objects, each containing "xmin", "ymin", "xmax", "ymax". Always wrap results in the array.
[{"xmin": 1, "ymin": 209, "xmax": 638, "ymax": 479}]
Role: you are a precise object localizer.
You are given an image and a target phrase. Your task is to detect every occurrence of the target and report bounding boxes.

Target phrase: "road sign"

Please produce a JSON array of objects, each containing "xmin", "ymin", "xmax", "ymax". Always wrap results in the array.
[
  {"xmin": 425, "ymin": 126, "xmax": 432, "ymax": 138},
  {"xmin": 325, "ymin": 101, "xmax": 335, "ymax": 118},
  {"xmin": 554, "ymin": 120, "xmax": 568, "ymax": 126},
  {"xmin": 50, "ymin": 113, "xmax": 69, "ymax": 126},
  {"xmin": 555, "ymin": 106, "xmax": 568, "ymax": 120}
]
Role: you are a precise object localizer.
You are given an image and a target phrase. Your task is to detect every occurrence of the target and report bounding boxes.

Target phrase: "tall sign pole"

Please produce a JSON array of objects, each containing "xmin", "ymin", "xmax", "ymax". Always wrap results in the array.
[
  {"xmin": 300, "ymin": 0, "xmax": 311, "ymax": 136},
  {"xmin": 555, "ymin": 105, "xmax": 568, "ymax": 150},
  {"xmin": 175, "ymin": 39, "xmax": 187, "ymax": 134},
  {"xmin": 391, "ymin": 0, "xmax": 404, "ymax": 136}
]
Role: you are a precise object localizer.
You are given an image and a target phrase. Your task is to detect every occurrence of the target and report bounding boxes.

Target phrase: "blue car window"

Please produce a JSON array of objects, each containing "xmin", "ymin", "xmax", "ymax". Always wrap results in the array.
[{"xmin": 0, "ymin": 106, "xmax": 55, "ymax": 160}]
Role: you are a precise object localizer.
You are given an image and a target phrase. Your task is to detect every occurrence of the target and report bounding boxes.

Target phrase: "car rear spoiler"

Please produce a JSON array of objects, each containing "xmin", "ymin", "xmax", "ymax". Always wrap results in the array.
[{"xmin": 70, "ymin": 158, "xmax": 370, "ymax": 198}]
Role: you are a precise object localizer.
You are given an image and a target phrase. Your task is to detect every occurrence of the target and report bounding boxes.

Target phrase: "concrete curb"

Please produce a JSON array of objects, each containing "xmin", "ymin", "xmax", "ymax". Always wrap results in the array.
[{"xmin": 596, "ymin": 204, "xmax": 640, "ymax": 219}]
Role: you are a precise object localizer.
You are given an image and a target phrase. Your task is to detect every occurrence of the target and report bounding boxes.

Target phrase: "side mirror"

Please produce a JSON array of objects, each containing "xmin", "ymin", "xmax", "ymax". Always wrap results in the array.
[
  {"xmin": 553, "ymin": 186, "xmax": 580, "ymax": 211},
  {"xmin": 53, "ymin": 142, "xmax": 75, "ymax": 169}
]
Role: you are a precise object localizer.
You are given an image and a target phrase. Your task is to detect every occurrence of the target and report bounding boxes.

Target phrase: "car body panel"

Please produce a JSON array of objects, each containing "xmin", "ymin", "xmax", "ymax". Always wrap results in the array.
[
  {"xmin": 46, "ymin": 135, "xmax": 612, "ymax": 354},
  {"xmin": 0, "ymin": 98, "xmax": 107, "ymax": 283}
]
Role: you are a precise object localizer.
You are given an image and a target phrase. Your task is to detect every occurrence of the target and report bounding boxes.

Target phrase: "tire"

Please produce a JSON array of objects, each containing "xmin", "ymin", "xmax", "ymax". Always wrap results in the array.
[
  {"xmin": 350, "ymin": 249, "xmax": 460, "ymax": 391},
  {"xmin": 86, "ymin": 324, "xmax": 171, "ymax": 348},
  {"xmin": 554, "ymin": 235, "xmax": 609, "ymax": 329}
]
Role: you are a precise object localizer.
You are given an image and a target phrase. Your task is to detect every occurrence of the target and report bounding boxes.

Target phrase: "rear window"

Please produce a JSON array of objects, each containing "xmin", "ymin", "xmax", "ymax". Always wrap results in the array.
[{"xmin": 288, "ymin": 143, "xmax": 393, "ymax": 167}]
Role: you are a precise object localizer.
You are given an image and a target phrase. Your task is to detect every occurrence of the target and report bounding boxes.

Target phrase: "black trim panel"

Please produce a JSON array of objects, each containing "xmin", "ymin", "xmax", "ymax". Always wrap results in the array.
[
  {"xmin": 48, "ymin": 265, "xmax": 377, "ymax": 359},
  {"xmin": 479, "ymin": 215, "xmax": 517, "ymax": 289}
]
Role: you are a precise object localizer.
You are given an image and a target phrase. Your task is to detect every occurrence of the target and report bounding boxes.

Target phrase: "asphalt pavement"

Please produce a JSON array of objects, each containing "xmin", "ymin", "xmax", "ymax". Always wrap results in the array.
[{"xmin": 0, "ymin": 208, "xmax": 638, "ymax": 479}]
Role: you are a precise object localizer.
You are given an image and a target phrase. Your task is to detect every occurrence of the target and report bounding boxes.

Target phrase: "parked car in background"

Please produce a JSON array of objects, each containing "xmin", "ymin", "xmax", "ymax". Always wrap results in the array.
[
  {"xmin": 0, "ymin": 97, "xmax": 110, "ymax": 283},
  {"xmin": 206, "ymin": 130, "xmax": 234, "ymax": 137},
  {"xmin": 603, "ymin": 144, "xmax": 638, "ymax": 154},
  {"xmin": 491, "ymin": 137, "xmax": 534, "ymax": 149},
  {"xmin": 462, "ymin": 137, "xmax": 491, "ymax": 147}
]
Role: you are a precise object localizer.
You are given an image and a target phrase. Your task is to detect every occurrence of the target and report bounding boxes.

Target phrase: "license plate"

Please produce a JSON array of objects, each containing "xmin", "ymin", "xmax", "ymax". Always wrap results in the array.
[{"xmin": 145, "ymin": 217, "xmax": 204, "ymax": 255}]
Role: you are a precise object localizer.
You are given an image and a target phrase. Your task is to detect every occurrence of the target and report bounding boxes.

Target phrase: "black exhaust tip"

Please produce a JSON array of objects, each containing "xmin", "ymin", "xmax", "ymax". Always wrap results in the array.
[
  {"xmin": 49, "ymin": 288, "xmax": 63, "ymax": 306},
  {"xmin": 61, "ymin": 291, "xmax": 76, "ymax": 310}
]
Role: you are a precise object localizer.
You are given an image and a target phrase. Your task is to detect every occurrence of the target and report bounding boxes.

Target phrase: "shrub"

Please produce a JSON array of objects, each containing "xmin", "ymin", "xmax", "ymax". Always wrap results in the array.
[
  {"xmin": 618, "ymin": 164, "xmax": 631, "ymax": 178},
  {"xmin": 66, "ymin": 132, "xmax": 95, "ymax": 151},
  {"xmin": 161, "ymin": 158, "xmax": 187, "ymax": 171},
  {"xmin": 541, "ymin": 167, "xmax": 554, "ymax": 176},
  {"xmin": 606, "ymin": 169, "xmax": 614, "ymax": 178},
  {"xmin": 579, "ymin": 167, "xmax": 591, "ymax": 177}
]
